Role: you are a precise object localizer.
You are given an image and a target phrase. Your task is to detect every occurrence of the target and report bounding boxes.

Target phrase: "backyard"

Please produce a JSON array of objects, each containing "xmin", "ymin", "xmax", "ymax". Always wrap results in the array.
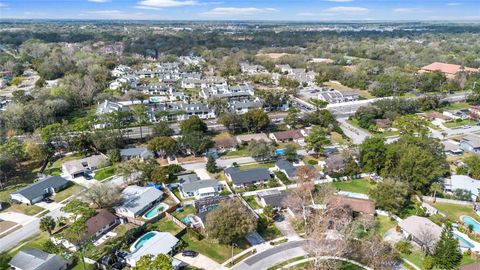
[
  {"xmin": 243, "ymin": 195, "xmax": 262, "ymax": 209},
  {"xmin": 332, "ymin": 179, "xmax": 375, "ymax": 194},
  {"xmin": 430, "ymin": 202, "xmax": 477, "ymax": 221},
  {"xmin": 147, "ymin": 217, "xmax": 184, "ymax": 235},
  {"xmin": 171, "ymin": 205, "xmax": 196, "ymax": 221}
]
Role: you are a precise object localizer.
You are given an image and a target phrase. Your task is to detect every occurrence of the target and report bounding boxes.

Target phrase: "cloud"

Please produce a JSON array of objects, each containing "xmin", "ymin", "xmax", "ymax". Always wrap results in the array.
[
  {"xmin": 0, "ymin": 2, "xmax": 7, "ymax": 9},
  {"xmin": 323, "ymin": 6, "xmax": 369, "ymax": 14},
  {"xmin": 134, "ymin": 5, "xmax": 162, "ymax": 10},
  {"xmin": 446, "ymin": 2, "xmax": 461, "ymax": 6},
  {"xmin": 326, "ymin": 0, "xmax": 354, "ymax": 2},
  {"xmin": 298, "ymin": 12, "xmax": 316, "ymax": 16},
  {"xmin": 202, "ymin": 7, "xmax": 278, "ymax": 16},
  {"xmin": 88, "ymin": 0, "xmax": 111, "ymax": 2},
  {"xmin": 137, "ymin": 0, "xmax": 197, "ymax": 8},
  {"xmin": 393, "ymin": 8, "xmax": 421, "ymax": 13}
]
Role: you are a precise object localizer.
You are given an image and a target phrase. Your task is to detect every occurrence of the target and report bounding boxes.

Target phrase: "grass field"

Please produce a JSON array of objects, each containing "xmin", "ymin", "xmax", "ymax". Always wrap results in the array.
[
  {"xmin": 431, "ymin": 202, "xmax": 477, "ymax": 221},
  {"xmin": 147, "ymin": 218, "xmax": 183, "ymax": 235},
  {"xmin": 375, "ymin": 215, "xmax": 397, "ymax": 236},
  {"xmin": 332, "ymin": 179, "xmax": 375, "ymax": 194},
  {"xmin": 239, "ymin": 162, "xmax": 276, "ymax": 170},
  {"xmin": 243, "ymin": 196, "xmax": 261, "ymax": 209},
  {"xmin": 224, "ymin": 148, "xmax": 250, "ymax": 158},
  {"xmin": 172, "ymin": 205, "xmax": 196, "ymax": 221},
  {"xmin": 181, "ymin": 233, "xmax": 246, "ymax": 263},
  {"xmin": 3, "ymin": 203, "xmax": 44, "ymax": 216},
  {"xmin": 53, "ymin": 184, "xmax": 84, "ymax": 202},
  {"xmin": 401, "ymin": 248, "xmax": 479, "ymax": 270},
  {"xmin": 444, "ymin": 119, "xmax": 479, "ymax": 128},
  {"xmin": 93, "ymin": 165, "xmax": 116, "ymax": 180}
]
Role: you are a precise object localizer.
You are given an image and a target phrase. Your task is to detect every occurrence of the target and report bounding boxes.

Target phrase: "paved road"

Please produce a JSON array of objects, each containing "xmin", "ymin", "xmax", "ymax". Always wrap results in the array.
[
  {"xmin": 232, "ymin": 240, "xmax": 307, "ymax": 270},
  {"xmin": 337, "ymin": 117, "xmax": 371, "ymax": 144},
  {"xmin": 182, "ymin": 156, "xmax": 256, "ymax": 171}
]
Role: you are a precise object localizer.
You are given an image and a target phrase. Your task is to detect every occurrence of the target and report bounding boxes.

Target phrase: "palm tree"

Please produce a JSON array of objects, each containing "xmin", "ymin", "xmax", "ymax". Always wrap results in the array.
[
  {"xmin": 430, "ymin": 182, "xmax": 443, "ymax": 203},
  {"xmin": 39, "ymin": 216, "xmax": 56, "ymax": 235},
  {"xmin": 131, "ymin": 105, "xmax": 148, "ymax": 139}
]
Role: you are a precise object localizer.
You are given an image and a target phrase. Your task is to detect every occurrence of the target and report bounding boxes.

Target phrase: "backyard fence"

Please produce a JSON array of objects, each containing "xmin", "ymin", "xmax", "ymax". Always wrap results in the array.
[{"xmin": 422, "ymin": 196, "xmax": 474, "ymax": 206}]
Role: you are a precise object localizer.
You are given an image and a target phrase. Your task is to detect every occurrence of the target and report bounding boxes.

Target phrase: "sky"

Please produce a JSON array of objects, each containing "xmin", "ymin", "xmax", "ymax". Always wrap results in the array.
[{"xmin": 0, "ymin": 0, "xmax": 479, "ymax": 21}]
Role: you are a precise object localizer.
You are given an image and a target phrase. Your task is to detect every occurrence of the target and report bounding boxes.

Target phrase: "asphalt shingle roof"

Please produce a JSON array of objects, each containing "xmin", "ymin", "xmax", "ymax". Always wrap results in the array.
[
  {"xmin": 12, "ymin": 175, "xmax": 69, "ymax": 201},
  {"xmin": 9, "ymin": 248, "xmax": 66, "ymax": 270}
]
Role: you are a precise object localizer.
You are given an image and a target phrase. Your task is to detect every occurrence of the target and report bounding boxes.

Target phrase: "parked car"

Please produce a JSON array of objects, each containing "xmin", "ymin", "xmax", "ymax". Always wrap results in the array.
[
  {"xmin": 43, "ymin": 197, "xmax": 54, "ymax": 203},
  {"xmin": 182, "ymin": 250, "xmax": 199, "ymax": 257}
]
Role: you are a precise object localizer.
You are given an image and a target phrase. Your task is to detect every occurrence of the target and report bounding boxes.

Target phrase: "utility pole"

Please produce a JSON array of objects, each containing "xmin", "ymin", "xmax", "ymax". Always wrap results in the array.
[{"xmin": 230, "ymin": 243, "xmax": 237, "ymax": 267}]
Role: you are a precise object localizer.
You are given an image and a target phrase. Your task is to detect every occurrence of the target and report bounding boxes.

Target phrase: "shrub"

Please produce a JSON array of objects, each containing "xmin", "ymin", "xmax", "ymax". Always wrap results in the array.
[{"xmin": 395, "ymin": 240, "xmax": 412, "ymax": 255}]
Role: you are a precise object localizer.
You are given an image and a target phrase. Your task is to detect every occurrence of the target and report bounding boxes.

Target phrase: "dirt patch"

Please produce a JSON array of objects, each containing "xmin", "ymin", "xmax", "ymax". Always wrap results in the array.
[
  {"xmin": 256, "ymin": 53, "xmax": 291, "ymax": 60},
  {"xmin": 156, "ymin": 158, "xmax": 169, "ymax": 166},
  {"xmin": 177, "ymin": 156, "xmax": 205, "ymax": 164},
  {"xmin": 0, "ymin": 220, "xmax": 19, "ymax": 234}
]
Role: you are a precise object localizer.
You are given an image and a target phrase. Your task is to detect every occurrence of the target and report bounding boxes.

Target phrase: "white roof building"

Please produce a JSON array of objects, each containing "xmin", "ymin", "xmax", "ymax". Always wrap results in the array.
[
  {"xmin": 126, "ymin": 231, "xmax": 179, "ymax": 267},
  {"xmin": 444, "ymin": 175, "xmax": 480, "ymax": 200}
]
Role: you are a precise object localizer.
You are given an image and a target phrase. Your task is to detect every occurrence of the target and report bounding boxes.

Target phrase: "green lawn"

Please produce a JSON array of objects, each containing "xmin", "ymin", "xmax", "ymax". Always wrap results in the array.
[
  {"xmin": 147, "ymin": 218, "xmax": 183, "ymax": 235},
  {"xmin": 47, "ymin": 154, "xmax": 84, "ymax": 172},
  {"xmin": 53, "ymin": 184, "xmax": 84, "ymax": 202},
  {"xmin": 181, "ymin": 233, "xmax": 245, "ymax": 263},
  {"xmin": 2, "ymin": 203, "xmax": 44, "ymax": 216},
  {"xmin": 375, "ymin": 216, "xmax": 397, "ymax": 236},
  {"xmin": 444, "ymin": 119, "xmax": 479, "ymax": 128},
  {"xmin": 443, "ymin": 102, "xmax": 471, "ymax": 110},
  {"xmin": 239, "ymin": 162, "xmax": 276, "ymax": 170},
  {"xmin": 332, "ymin": 179, "xmax": 375, "ymax": 194},
  {"xmin": 243, "ymin": 196, "xmax": 261, "ymax": 209},
  {"xmin": 93, "ymin": 165, "xmax": 116, "ymax": 180},
  {"xmin": 401, "ymin": 248, "xmax": 479, "ymax": 269},
  {"xmin": 431, "ymin": 202, "xmax": 477, "ymax": 221},
  {"xmin": 274, "ymin": 171, "xmax": 291, "ymax": 185},
  {"xmin": 224, "ymin": 148, "xmax": 250, "ymax": 158}
]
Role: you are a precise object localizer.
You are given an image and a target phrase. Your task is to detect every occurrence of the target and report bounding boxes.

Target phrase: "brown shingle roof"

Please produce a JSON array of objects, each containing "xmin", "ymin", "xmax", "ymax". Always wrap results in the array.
[
  {"xmin": 327, "ymin": 195, "xmax": 375, "ymax": 215},
  {"xmin": 421, "ymin": 62, "xmax": 478, "ymax": 75},
  {"xmin": 84, "ymin": 209, "xmax": 117, "ymax": 239},
  {"xmin": 460, "ymin": 263, "xmax": 480, "ymax": 270},
  {"xmin": 271, "ymin": 130, "xmax": 304, "ymax": 141}
]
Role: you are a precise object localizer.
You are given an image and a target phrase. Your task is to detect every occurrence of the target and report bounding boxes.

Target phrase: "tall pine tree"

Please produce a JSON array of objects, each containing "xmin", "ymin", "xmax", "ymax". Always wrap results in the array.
[
  {"xmin": 206, "ymin": 155, "xmax": 218, "ymax": 173},
  {"xmin": 433, "ymin": 225, "xmax": 462, "ymax": 270}
]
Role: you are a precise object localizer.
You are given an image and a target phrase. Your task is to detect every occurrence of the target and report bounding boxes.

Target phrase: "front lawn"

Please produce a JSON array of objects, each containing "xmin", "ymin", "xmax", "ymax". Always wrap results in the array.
[
  {"xmin": 93, "ymin": 165, "xmax": 116, "ymax": 181},
  {"xmin": 224, "ymin": 148, "xmax": 250, "ymax": 158},
  {"xmin": 401, "ymin": 248, "xmax": 479, "ymax": 269},
  {"xmin": 444, "ymin": 119, "xmax": 479, "ymax": 128},
  {"xmin": 239, "ymin": 162, "xmax": 276, "ymax": 170},
  {"xmin": 180, "ymin": 233, "xmax": 246, "ymax": 263},
  {"xmin": 3, "ymin": 203, "xmax": 44, "ymax": 216},
  {"xmin": 53, "ymin": 184, "xmax": 84, "ymax": 202},
  {"xmin": 332, "ymin": 179, "xmax": 374, "ymax": 194},
  {"xmin": 431, "ymin": 202, "xmax": 477, "ymax": 221},
  {"xmin": 375, "ymin": 215, "xmax": 397, "ymax": 236}
]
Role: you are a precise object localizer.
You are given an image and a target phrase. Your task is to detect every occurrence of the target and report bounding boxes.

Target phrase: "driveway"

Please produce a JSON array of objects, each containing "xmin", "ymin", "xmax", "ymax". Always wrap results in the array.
[
  {"xmin": 0, "ymin": 212, "xmax": 37, "ymax": 225},
  {"xmin": 232, "ymin": 240, "xmax": 307, "ymax": 270},
  {"xmin": 194, "ymin": 168, "xmax": 211, "ymax": 180},
  {"xmin": 337, "ymin": 117, "xmax": 371, "ymax": 145},
  {"xmin": 174, "ymin": 253, "xmax": 226, "ymax": 270},
  {"xmin": 65, "ymin": 175, "xmax": 100, "ymax": 188},
  {"xmin": 274, "ymin": 216, "xmax": 299, "ymax": 238},
  {"xmin": 383, "ymin": 228, "xmax": 403, "ymax": 245},
  {"xmin": 36, "ymin": 201, "xmax": 64, "ymax": 212}
]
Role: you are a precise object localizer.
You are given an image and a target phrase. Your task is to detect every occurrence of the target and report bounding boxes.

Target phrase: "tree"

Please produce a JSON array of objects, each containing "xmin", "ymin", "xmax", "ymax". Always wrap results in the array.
[
  {"xmin": 180, "ymin": 115, "xmax": 208, "ymax": 134},
  {"xmin": 359, "ymin": 137, "xmax": 386, "ymax": 174},
  {"xmin": 206, "ymin": 155, "xmax": 218, "ymax": 173},
  {"xmin": 393, "ymin": 115, "xmax": 429, "ymax": 137},
  {"xmin": 283, "ymin": 144, "xmax": 298, "ymax": 162},
  {"xmin": 369, "ymin": 179, "xmax": 411, "ymax": 216},
  {"xmin": 310, "ymin": 99, "xmax": 328, "ymax": 111},
  {"xmin": 433, "ymin": 225, "xmax": 462, "ymax": 269},
  {"xmin": 430, "ymin": 182, "xmax": 443, "ymax": 203},
  {"xmin": 205, "ymin": 199, "xmax": 257, "ymax": 244},
  {"xmin": 218, "ymin": 113, "xmax": 242, "ymax": 134},
  {"xmin": 417, "ymin": 71, "xmax": 447, "ymax": 93},
  {"xmin": 247, "ymin": 140, "xmax": 275, "ymax": 161},
  {"xmin": 241, "ymin": 109, "xmax": 270, "ymax": 133},
  {"xmin": 115, "ymin": 158, "xmax": 143, "ymax": 184},
  {"xmin": 464, "ymin": 155, "xmax": 480, "ymax": 179},
  {"xmin": 305, "ymin": 126, "xmax": 330, "ymax": 155},
  {"xmin": 83, "ymin": 183, "xmax": 122, "ymax": 209},
  {"xmin": 180, "ymin": 131, "xmax": 211, "ymax": 156},
  {"xmin": 152, "ymin": 121, "xmax": 174, "ymax": 137},
  {"xmin": 39, "ymin": 216, "xmax": 56, "ymax": 235},
  {"xmin": 453, "ymin": 189, "xmax": 473, "ymax": 201},
  {"xmin": 263, "ymin": 205, "xmax": 277, "ymax": 224},
  {"xmin": 148, "ymin": 137, "xmax": 178, "ymax": 158},
  {"xmin": 133, "ymin": 254, "xmax": 173, "ymax": 270},
  {"xmin": 130, "ymin": 104, "xmax": 148, "ymax": 139},
  {"xmin": 284, "ymin": 108, "xmax": 301, "ymax": 127}
]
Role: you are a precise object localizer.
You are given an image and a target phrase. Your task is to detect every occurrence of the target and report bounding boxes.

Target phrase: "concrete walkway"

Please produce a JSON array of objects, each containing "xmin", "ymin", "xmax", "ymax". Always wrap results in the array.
[{"xmin": 174, "ymin": 253, "xmax": 226, "ymax": 270}]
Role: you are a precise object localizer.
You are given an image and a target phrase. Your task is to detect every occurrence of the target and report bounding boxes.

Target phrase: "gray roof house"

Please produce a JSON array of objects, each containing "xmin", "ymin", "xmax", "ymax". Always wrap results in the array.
[
  {"xmin": 120, "ymin": 147, "xmax": 154, "ymax": 161},
  {"xmin": 224, "ymin": 167, "xmax": 271, "ymax": 188},
  {"xmin": 178, "ymin": 174, "xmax": 221, "ymax": 199},
  {"xmin": 275, "ymin": 160, "xmax": 297, "ymax": 179},
  {"xmin": 443, "ymin": 175, "xmax": 480, "ymax": 200},
  {"xmin": 126, "ymin": 231, "xmax": 179, "ymax": 267},
  {"xmin": 460, "ymin": 135, "xmax": 480, "ymax": 154},
  {"xmin": 114, "ymin": 185, "xmax": 163, "ymax": 218},
  {"xmin": 11, "ymin": 175, "xmax": 70, "ymax": 205},
  {"xmin": 398, "ymin": 216, "xmax": 442, "ymax": 252},
  {"xmin": 256, "ymin": 190, "xmax": 289, "ymax": 209},
  {"xmin": 62, "ymin": 155, "xmax": 109, "ymax": 179},
  {"xmin": 9, "ymin": 248, "xmax": 67, "ymax": 270}
]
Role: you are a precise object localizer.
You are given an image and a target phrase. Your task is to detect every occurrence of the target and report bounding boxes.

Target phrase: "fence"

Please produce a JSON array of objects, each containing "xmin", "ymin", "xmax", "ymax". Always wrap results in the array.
[
  {"xmin": 165, "ymin": 212, "xmax": 187, "ymax": 229},
  {"xmin": 422, "ymin": 196, "xmax": 474, "ymax": 206}
]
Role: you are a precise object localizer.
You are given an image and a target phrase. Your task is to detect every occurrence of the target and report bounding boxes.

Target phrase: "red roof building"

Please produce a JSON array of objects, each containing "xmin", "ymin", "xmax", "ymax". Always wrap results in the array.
[{"xmin": 420, "ymin": 62, "xmax": 478, "ymax": 79}]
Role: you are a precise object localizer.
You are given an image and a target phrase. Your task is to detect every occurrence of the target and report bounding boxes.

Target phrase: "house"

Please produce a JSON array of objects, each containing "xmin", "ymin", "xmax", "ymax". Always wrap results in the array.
[
  {"xmin": 224, "ymin": 167, "xmax": 271, "ymax": 188},
  {"xmin": 120, "ymin": 147, "xmax": 154, "ymax": 161},
  {"xmin": 426, "ymin": 112, "xmax": 452, "ymax": 123},
  {"xmin": 443, "ymin": 141, "xmax": 464, "ymax": 155},
  {"xmin": 200, "ymin": 84, "xmax": 254, "ymax": 101},
  {"xmin": 269, "ymin": 130, "xmax": 304, "ymax": 143},
  {"xmin": 256, "ymin": 190, "xmax": 289, "ymax": 209},
  {"xmin": 236, "ymin": 133, "xmax": 271, "ymax": 144},
  {"xmin": 316, "ymin": 88, "xmax": 359, "ymax": 103},
  {"xmin": 114, "ymin": 185, "xmax": 163, "ymax": 218},
  {"xmin": 274, "ymin": 160, "xmax": 298, "ymax": 179},
  {"xmin": 181, "ymin": 78, "xmax": 203, "ymax": 89},
  {"xmin": 443, "ymin": 175, "xmax": 480, "ymax": 200},
  {"xmin": 213, "ymin": 136, "xmax": 237, "ymax": 152},
  {"xmin": 83, "ymin": 209, "xmax": 119, "ymax": 242},
  {"xmin": 419, "ymin": 62, "xmax": 478, "ymax": 79},
  {"xmin": 398, "ymin": 216, "xmax": 442, "ymax": 251},
  {"xmin": 375, "ymin": 119, "xmax": 392, "ymax": 131},
  {"xmin": 96, "ymin": 100, "xmax": 129, "ymax": 116},
  {"xmin": 327, "ymin": 195, "xmax": 375, "ymax": 216},
  {"xmin": 470, "ymin": 106, "xmax": 480, "ymax": 119},
  {"xmin": 177, "ymin": 174, "xmax": 222, "ymax": 199},
  {"xmin": 200, "ymin": 76, "xmax": 227, "ymax": 88},
  {"xmin": 11, "ymin": 175, "xmax": 70, "ymax": 205},
  {"xmin": 9, "ymin": 248, "xmax": 67, "ymax": 270},
  {"xmin": 126, "ymin": 231, "xmax": 179, "ymax": 267},
  {"xmin": 325, "ymin": 154, "xmax": 346, "ymax": 173},
  {"xmin": 193, "ymin": 195, "xmax": 239, "ymax": 228},
  {"xmin": 443, "ymin": 109, "xmax": 470, "ymax": 120},
  {"xmin": 62, "ymin": 155, "xmax": 109, "ymax": 179},
  {"xmin": 460, "ymin": 135, "xmax": 480, "ymax": 153},
  {"xmin": 228, "ymin": 99, "xmax": 264, "ymax": 114},
  {"xmin": 240, "ymin": 62, "xmax": 267, "ymax": 75}
]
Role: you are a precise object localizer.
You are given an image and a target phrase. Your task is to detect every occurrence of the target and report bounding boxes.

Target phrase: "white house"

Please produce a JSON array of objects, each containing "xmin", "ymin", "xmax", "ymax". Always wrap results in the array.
[
  {"xmin": 177, "ymin": 174, "xmax": 222, "ymax": 199},
  {"xmin": 443, "ymin": 175, "xmax": 480, "ymax": 200},
  {"xmin": 61, "ymin": 155, "xmax": 109, "ymax": 179},
  {"xmin": 114, "ymin": 185, "xmax": 164, "ymax": 218}
]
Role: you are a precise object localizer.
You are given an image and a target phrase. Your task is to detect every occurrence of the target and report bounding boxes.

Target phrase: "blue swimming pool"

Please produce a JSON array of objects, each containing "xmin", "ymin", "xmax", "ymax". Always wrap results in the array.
[
  {"xmin": 454, "ymin": 233, "xmax": 475, "ymax": 249},
  {"xmin": 131, "ymin": 232, "xmax": 157, "ymax": 252},
  {"xmin": 142, "ymin": 203, "xmax": 169, "ymax": 220},
  {"xmin": 462, "ymin": 216, "xmax": 480, "ymax": 234},
  {"xmin": 275, "ymin": 149, "xmax": 285, "ymax": 156}
]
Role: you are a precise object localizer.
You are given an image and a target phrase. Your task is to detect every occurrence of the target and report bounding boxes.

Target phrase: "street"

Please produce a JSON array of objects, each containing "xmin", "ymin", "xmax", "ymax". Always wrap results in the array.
[{"xmin": 337, "ymin": 117, "xmax": 371, "ymax": 144}]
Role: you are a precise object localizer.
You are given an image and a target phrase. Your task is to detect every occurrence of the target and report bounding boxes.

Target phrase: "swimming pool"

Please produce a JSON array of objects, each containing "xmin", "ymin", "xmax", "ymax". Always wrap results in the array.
[
  {"xmin": 462, "ymin": 216, "xmax": 480, "ymax": 234},
  {"xmin": 143, "ymin": 202, "xmax": 169, "ymax": 220},
  {"xmin": 130, "ymin": 231, "xmax": 157, "ymax": 252},
  {"xmin": 454, "ymin": 232, "xmax": 475, "ymax": 249},
  {"xmin": 275, "ymin": 149, "xmax": 285, "ymax": 156}
]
